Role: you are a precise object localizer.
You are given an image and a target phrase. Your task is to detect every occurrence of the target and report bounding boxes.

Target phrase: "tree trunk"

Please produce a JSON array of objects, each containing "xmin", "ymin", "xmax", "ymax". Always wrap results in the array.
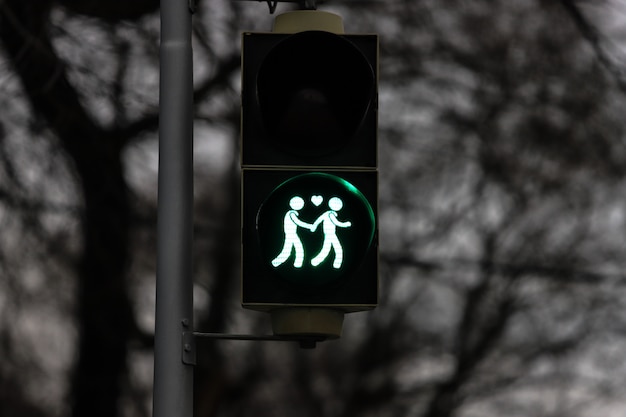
[{"xmin": 0, "ymin": 3, "xmax": 133, "ymax": 417}]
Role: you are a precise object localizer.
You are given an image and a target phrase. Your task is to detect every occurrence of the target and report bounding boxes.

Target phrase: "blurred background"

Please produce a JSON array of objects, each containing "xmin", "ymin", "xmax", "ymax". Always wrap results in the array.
[{"xmin": 2, "ymin": 0, "xmax": 626, "ymax": 416}]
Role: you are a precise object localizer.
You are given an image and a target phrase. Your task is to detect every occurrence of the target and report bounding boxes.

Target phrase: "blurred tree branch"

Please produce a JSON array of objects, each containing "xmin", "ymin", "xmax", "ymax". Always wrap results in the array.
[
  {"xmin": 56, "ymin": 0, "xmax": 159, "ymax": 21},
  {"xmin": 560, "ymin": 0, "xmax": 626, "ymax": 91}
]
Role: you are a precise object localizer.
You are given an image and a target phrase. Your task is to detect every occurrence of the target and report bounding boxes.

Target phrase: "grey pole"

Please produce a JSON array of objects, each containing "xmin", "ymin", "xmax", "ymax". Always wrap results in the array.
[{"xmin": 153, "ymin": 1, "xmax": 194, "ymax": 417}]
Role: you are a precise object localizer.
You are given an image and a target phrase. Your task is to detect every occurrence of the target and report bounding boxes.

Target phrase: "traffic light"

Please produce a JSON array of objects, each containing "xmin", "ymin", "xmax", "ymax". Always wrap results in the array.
[{"xmin": 241, "ymin": 11, "xmax": 378, "ymax": 336}]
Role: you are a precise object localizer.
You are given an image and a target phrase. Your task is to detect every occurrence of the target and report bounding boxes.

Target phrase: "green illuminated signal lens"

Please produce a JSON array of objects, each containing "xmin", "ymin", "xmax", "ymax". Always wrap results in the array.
[
  {"xmin": 256, "ymin": 172, "xmax": 375, "ymax": 286},
  {"xmin": 270, "ymin": 195, "xmax": 352, "ymax": 270}
]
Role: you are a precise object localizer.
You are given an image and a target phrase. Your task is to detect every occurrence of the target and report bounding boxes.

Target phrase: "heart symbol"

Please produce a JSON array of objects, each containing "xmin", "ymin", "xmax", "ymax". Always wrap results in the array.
[{"xmin": 311, "ymin": 195, "xmax": 323, "ymax": 207}]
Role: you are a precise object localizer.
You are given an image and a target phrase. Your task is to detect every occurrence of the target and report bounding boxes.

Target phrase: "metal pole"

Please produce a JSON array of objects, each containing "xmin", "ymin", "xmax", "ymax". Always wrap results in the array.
[{"xmin": 153, "ymin": 0, "xmax": 194, "ymax": 416}]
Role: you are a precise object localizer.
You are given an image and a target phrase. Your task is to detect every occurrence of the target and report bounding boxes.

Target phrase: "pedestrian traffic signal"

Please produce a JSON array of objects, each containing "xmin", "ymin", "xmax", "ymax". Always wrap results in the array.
[
  {"xmin": 242, "ymin": 169, "xmax": 377, "ymax": 307},
  {"xmin": 260, "ymin": 173, "xmax": 374, "ymax": 280},
  {"xmin": 240, "ymin": 10, "xmax": 378, "ymax": 337}
]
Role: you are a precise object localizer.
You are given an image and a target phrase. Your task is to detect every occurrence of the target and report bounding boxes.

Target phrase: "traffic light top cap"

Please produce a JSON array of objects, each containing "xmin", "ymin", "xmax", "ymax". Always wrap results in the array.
[{"xmin": 273, "ymin": 11, "xmax": 344, "ymax": 34}]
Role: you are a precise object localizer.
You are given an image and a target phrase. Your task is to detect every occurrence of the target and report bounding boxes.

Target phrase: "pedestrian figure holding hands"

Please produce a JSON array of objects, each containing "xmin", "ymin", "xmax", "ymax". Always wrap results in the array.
[
  {"xmin": 311, "ymin": 197, "xmax": 351, "ymax": 269},
  {"xmin": 271, "ymin": 196, "xmax": 314, "ymax": 268}
]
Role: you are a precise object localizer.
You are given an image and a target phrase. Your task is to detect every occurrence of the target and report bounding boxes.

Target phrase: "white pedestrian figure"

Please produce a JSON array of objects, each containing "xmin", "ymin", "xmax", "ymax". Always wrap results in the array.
[
  {"xmin": 311, "ymin": 197, "xmax": 352, "ymax": 269},
  {"xmin": 272, "ymin": 196, "xmax": 314, "ymax": 268}
]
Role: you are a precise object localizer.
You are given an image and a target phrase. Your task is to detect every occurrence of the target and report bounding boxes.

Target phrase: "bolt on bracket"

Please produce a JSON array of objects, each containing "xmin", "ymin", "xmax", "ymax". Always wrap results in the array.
[{"xmin": 182, "ymin": 331, "xmax": 197, "ymax": 365}]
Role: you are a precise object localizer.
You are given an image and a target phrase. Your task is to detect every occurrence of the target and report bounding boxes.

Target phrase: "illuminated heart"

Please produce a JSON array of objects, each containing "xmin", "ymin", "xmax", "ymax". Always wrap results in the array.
[{"xmin": 311, "ymin": 195, "xmax": 323, "ymax": 206}]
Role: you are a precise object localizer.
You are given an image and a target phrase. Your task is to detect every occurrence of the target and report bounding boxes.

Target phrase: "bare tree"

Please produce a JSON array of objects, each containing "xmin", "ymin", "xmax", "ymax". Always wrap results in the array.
[{"xmin": 1, "ymin": 1, "xmax": 626, "ymax": 417}]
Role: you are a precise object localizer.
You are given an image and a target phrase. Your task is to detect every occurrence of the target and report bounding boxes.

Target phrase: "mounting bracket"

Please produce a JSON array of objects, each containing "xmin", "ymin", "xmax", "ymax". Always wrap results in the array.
[
  {"xmin": 189, "ymin": 0, "xmax": 198, "ymax": 13},
  {"xmin": 235, "ymin": 0, "xmax": 323, "ymax": 13},
  {"xmin": 182, "ymin": 331, "xmax": 197, "ymax": 365},
  {"xmin": 303, "ymin": 0, "xmax": 318, "ymax": 9},
  {"xmin": 193, "ymin": 331, "xmax": 328, "ymax": 349}
]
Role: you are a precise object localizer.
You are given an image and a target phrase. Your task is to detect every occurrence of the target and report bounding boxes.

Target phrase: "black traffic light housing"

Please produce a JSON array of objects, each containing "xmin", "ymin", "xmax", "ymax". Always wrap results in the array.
[
  {"xmin": 241, "ymin": 30, "xmax": 378, "ymax": 168},
  {"xmin": 241, "ymin": 11, "xmax": 378, "ymax": 337},
  {"xmin": 242, "ymin": 169, "xmax": 378, "ymax": 307}
]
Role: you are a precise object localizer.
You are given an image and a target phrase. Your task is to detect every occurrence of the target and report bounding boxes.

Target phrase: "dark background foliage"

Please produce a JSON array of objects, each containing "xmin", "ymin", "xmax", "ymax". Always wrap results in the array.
[{"xmin": 1, "ymin": 1, "xmax": 626, "ymax": 417}]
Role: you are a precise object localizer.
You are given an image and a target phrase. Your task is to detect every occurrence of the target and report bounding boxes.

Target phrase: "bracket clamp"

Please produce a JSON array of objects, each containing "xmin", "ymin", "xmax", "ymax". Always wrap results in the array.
[
  {"xmin": 182, "ymin": 331, "xmax": 197, "ymax": 365},
  {"xmin": 189, "ymin": 0, "xmax": 198, "ymax": 14}
]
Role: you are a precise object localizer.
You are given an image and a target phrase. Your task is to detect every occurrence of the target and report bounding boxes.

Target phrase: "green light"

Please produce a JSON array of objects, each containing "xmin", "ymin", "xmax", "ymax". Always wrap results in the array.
[
  {"xmin": 271, "ymin": 195, "xmax": 352, "ymax": 270},
  {"xmin": 271, "ymin": 196, "xmax": 309, "ymax": 268},
  {"xmin": 256, "ymin": 172, "xmax": 375, "ymax": 286},
  {"xmin": 310, "ymin": 196, "xmax": 351, "ymax": 268}
]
